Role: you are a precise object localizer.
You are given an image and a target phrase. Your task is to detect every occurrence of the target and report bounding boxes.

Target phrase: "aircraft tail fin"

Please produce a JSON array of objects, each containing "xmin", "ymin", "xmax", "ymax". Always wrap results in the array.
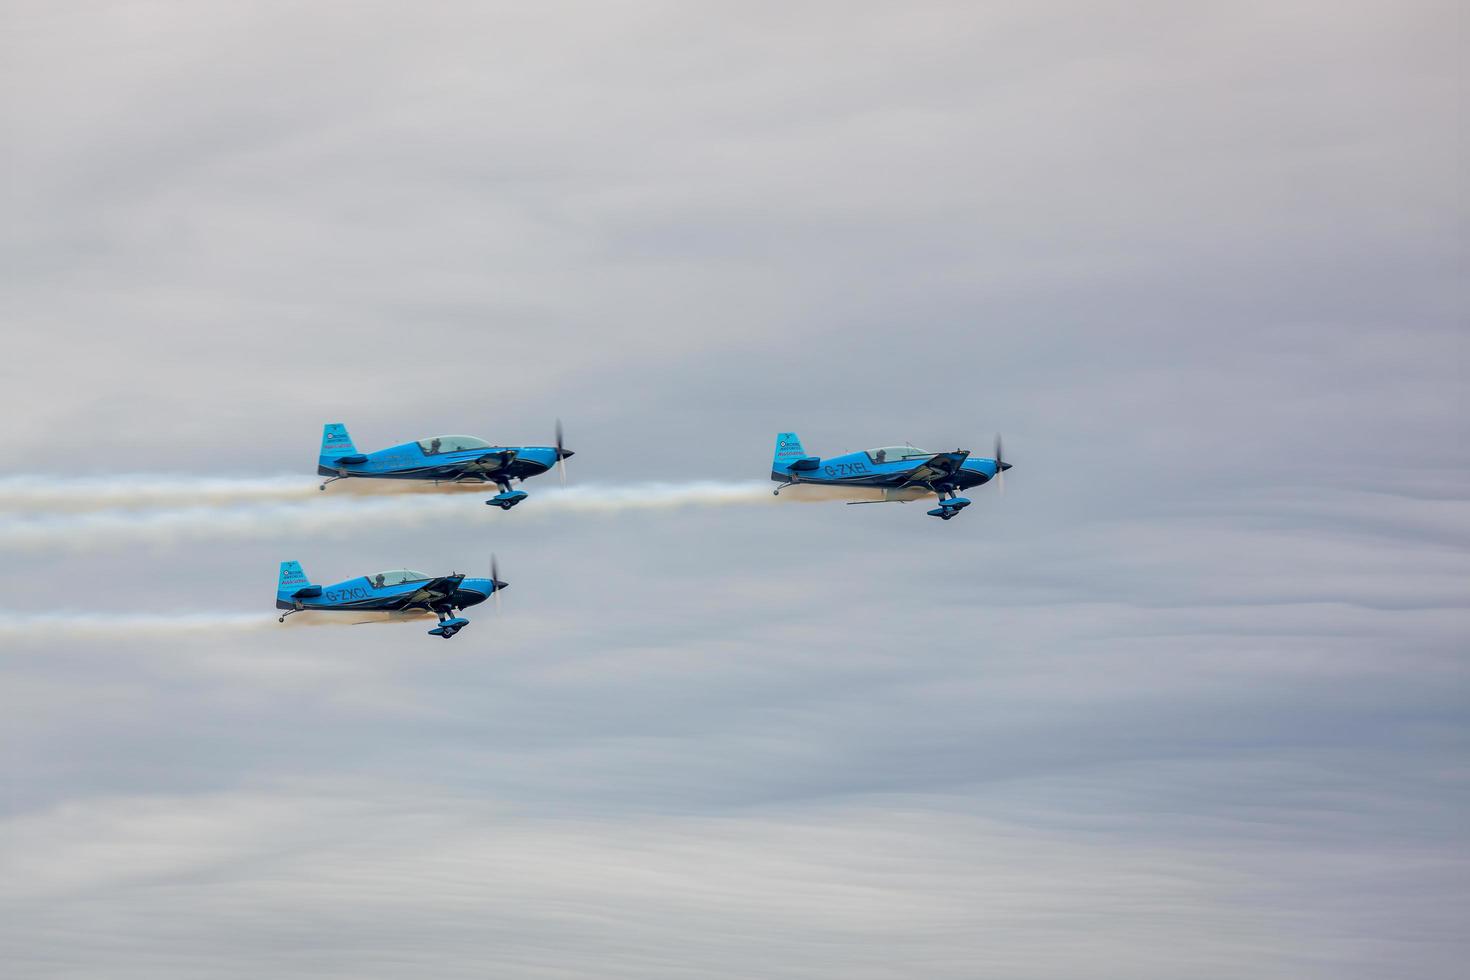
[
  {"xmin": 320, "ymin": 423, "xmax": 361, "ymax": 467},
  {"xmin": 278, "ymin": 560, "xmax": 312, "ymax": 598},
  {"xmin": 772, "ymin": 432, "xmax": 819, "ymax": 477}
]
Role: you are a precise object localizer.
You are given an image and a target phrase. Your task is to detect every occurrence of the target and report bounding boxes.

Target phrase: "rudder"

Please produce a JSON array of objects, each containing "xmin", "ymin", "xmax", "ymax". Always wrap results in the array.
[
  {"xmin": 278, "ymin": 560, "xmax": 311, "ymax": 597},
  {"xmin": 772, "ymin": 432, "xmax": 809, "ymax": 474},
  {"xmin": 320, "ymin": 423, "xmax": 357, "ymax": 465}
]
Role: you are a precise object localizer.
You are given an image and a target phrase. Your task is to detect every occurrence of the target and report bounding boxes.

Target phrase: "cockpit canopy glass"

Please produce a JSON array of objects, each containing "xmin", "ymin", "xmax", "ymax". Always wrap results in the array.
[
  {"xmin": 418, "ymin": 435, "xmax": 491, "ymax": 455},
  {"xmin": 866, "ymin": 446, "xmax": 931, "ymax": 464},
  {"xmin": 367, "ymin": 569, "xmax": 431, "ymax": 588}
]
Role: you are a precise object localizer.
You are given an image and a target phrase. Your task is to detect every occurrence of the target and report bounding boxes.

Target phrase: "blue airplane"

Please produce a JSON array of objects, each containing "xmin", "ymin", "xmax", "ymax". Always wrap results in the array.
[
  {"xmin": 275, "ymin": 557, "xmax": 507, "ymax": 638},
  {"xmin": 769, "ymin": 432, "xmax": 1011, "ymax": 520},
  {"xmin": 316, "ymin": 421, "xmax": 573, "ymax": 509}
]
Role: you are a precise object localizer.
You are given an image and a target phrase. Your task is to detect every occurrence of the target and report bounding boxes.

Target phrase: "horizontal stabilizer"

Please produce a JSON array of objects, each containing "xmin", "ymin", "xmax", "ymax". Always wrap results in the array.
[
  {"xmin": 334, "ymin": 454, "xmax": 368, "ymax": 465},
  {"xmin": 291, "ymin": 585, "xmax": 322, "ymax": 599},
  {"xmin": 789, "ymin": 456, "xmax": 821, "ymax": 471}
]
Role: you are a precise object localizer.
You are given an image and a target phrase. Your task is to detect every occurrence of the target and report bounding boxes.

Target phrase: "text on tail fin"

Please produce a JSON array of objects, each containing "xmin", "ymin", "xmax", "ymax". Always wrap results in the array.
[
  {"xmin": 773, "ymin": 432, "xmax": 808, "ymax": 471},
  {"xmin": 321, "ymin": 423, "xmax": 356, "ymax": 457},
  {"xmin": 278, "ymin": 561, "xmax": 310, "ymax": 591},
  {"xmin": 774, "ymin": 432, "xmax": 805, "ymax": 461}
]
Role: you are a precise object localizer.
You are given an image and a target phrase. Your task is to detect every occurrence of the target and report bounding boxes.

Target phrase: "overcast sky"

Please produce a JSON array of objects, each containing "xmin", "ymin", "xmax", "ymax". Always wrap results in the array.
[{"xmin": 1, "ymin": 2, "xmax": 1466, "ymax": 978}]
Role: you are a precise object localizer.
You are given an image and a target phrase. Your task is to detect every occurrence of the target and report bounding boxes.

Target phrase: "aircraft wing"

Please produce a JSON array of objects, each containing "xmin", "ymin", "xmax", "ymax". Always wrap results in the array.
[
  {"xmin": 350, "ymin": 610, "xmax": 435, "ymax": 625},
  {"xmin": 900, "ymin": 451, "xmax": 970, "ymax": 487},
  {"xmin": 393, "ymin": 574, "xmax": 465, "ymax": 610}
]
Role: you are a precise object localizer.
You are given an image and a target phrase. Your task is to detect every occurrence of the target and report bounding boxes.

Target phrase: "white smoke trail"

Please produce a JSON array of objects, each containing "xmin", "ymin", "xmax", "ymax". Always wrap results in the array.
[
  {"xmin": 0, "ymin": 611, "xmax": 273, "ymax": 638},
  {"xmin": 0, "ymin": 473, "xmax": 507, "ymax": 513},
  {"xmin": 0, "ymin": 474, "xmax": 320, "ymax": 511},
  {"xmin": 0, "ymin": 609, "xmax": 413, "ymax": 639},
  {"xmin": 539, "ymin": 481, "xmax": 777, "ymax": 512},
  {"xmin": 0, "ymin": 481, "xmax": 801, "ymax": 551}
]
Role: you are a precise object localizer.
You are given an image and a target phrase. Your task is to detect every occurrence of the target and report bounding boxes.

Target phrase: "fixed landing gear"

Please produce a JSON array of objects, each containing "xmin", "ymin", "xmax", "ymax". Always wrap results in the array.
[
  {"xmin": 429, "ymin": 610, "xmax": 469, "ymax": 639},
  {"xmin": 486, "ymin": 481, "xmax": 528, "ymax": 510},
  {"xmin": 278, "ymin": 604, "xmax": 303, "ymax": 624},
  {"xmin": 487, "ymin": 491, "xmax": 528, "ymax": 510},
  {"xmin": 926, "ymin": 487, "xmax": 972, "ymax": 521},
  {"xmin": 772, "ymin": 479, "xmax": 797, "ymax": 496},
  {"xmin": 320, "ymin": 470, "xmax": 347, "ymax": 491}
]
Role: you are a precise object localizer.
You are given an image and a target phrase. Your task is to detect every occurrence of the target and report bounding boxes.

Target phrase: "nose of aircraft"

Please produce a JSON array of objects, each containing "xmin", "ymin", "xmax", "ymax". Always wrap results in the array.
[
  {"xmin": 557, "ymin": 448, "xmax": 575, "ymax": 459},
  {"xmin": 459, "ymin": 577, "xmax": 504, "ymax": 605},
  {"xmin": 1000, "ymin": 461, "xmax": 1013, "ymax": 471}
]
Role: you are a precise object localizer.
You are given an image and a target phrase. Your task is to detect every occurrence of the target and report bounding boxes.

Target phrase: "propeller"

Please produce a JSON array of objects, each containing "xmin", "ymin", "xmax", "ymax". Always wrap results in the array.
[
  {"xmin": 555, "ymin": 418, "xmax": 569, "ymax": 487},
  {"xmin": 490, "ymin": 553, "xmax": 507, "ymax": 613},
  {"xmin": 994, "ymin": 433, "xmax": 1006, "ymax": 495}
]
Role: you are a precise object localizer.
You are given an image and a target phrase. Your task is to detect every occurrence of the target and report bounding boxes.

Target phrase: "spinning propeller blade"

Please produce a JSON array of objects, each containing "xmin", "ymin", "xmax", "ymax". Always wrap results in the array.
[
  {"xmin": 994, "ymin": 433, "xmax": 1006, "ymax": 495},
  {"xmin": 491, "ymin": 553, "xmax": 504, "ymax": 613},
  {"xmin": 555, "ymin": 418, "xmax": 568, "ymax": 486}
]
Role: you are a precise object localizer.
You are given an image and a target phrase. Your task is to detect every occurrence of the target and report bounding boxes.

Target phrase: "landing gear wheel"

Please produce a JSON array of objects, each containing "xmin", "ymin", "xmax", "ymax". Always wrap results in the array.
[
  {"xmin": 278, "ymin": 616, "xmax": 286, "ymax": 623},
  {"xmin": 439, "ymin": 630, "xmax": 455, "ymax": 639}
]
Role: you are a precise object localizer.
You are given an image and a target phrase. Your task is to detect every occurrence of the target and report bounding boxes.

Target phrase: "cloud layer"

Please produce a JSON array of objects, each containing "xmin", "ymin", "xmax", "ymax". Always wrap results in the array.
[{"xmin": 1, "ymin": 1, "xmax": 1464, "ymax": 978}]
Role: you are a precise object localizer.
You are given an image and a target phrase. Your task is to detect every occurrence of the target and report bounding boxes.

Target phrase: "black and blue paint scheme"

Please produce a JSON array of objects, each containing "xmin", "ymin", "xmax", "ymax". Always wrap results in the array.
[
  {"xmin": 275, "ymin": 560, "xmax": 506, "ymax": 639},
  {"xmin": 316, "ymin": 422, "xmax": 573, "ymax": 509},
  {"xmin": 769, "ymin": 432, "xmax": 1011, "ymax": 521}
]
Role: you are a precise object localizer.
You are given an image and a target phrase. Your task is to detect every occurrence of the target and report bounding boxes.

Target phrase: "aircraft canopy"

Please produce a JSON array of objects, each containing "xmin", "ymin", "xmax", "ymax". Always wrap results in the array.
[
  {"xmin": 368, "ymin": 569, "xmax": 431, "ymax": 588},
  {"xmin": 418, "ymin": 435, "xmax": 492, "ymax": 455},
  {"xmin": 866, "ymin": 446, "xmax": 932, "ymax": 464}
]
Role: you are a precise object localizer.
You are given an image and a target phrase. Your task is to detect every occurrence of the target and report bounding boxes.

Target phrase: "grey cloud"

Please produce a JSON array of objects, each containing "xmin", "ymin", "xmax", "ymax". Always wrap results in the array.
[{"xmin": 1, "ymin": 1, "xmax": 1465, "ymax": 977}]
